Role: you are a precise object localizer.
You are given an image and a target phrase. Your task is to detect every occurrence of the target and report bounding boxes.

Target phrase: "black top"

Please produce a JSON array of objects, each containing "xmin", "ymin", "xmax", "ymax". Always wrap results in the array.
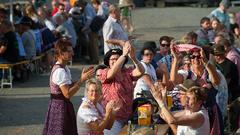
[
  {"xmin": 217, "ymin": 58, "xmax": 239, "ymax": 101},
  {"xmin": 3, "ymin": 31, "xmax": 19, "ymax": 62}
]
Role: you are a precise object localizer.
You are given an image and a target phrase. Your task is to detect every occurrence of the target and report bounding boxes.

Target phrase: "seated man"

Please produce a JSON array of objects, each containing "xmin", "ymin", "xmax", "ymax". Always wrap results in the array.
[{"xmin": 0, "ymin": 20, "xmax": 20, "ymax": 63}]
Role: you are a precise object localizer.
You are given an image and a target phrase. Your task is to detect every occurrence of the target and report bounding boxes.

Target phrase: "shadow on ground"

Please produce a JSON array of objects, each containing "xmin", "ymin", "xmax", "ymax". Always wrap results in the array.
[{"xmin": 0, "ymin": 95, "xmax": 83, "ymax": 127}]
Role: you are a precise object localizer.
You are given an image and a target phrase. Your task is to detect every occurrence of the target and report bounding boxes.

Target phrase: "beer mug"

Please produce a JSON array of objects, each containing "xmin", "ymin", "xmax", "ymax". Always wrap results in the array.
[
  {"xmin": 138, "ymin": 104, "xmax": 151, "ymax": 126},
  {"xmin": 166, "ymin": 94, "xmax": 173, "ymax": 109}
]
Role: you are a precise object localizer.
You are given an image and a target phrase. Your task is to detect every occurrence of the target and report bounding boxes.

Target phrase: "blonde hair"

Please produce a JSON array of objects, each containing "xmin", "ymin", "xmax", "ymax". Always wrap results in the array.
[
  {"xmin": 108, "ymin": 4, "xmax": 119, "ymax": 14},
  {"xmin": 85, "ymin": 78, "xmax": 102, "ymax": 97}
]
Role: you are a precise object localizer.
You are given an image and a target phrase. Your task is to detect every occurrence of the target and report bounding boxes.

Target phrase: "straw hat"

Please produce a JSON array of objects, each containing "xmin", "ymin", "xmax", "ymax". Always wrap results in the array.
[
  {"xmin": 178, "ymin": 79, "xmax": 197, "ymax": 92},
  {"xmin": 103, "ymin": 49, "xmax": 128, "ymax": 66},
  {"xmin": 212, "ymin": 45, "xmax": 225, "ymax": 56},
  {"xmin": 118, "ymin": 0, "xmax": 133, "ymax": 8}
]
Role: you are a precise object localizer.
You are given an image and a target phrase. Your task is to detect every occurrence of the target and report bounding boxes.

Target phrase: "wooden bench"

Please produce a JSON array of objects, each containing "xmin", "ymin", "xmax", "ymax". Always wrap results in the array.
[
  {"xmin": 0, "ymin": 60, "xmax": 30, "ymax": 88},
  {"xmin": 31, "ymin": 54, "xmax": 46, "ymax": 74}
]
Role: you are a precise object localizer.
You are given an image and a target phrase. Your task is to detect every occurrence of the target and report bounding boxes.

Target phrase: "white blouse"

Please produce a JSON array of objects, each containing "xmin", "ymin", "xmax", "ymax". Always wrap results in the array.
[
  {"xmin": 77, "ymin": 98, "xmax": 105, "ymax": 134},
  {"xmin": 52, "ymin": 62, "xmax": 72, "ymax": 87}
]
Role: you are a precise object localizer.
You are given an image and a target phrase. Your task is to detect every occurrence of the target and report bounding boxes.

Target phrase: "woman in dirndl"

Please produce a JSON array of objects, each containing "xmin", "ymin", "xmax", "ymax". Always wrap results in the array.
[{"xmin": 42, "ymin": 38, "xmax": 94, "ymax": 135}]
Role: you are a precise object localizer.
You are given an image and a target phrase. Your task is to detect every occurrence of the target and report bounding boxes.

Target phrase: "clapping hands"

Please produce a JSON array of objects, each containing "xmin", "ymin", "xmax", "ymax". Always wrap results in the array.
[
  {"xmin": 80, "ymin": 66, "xmax": 95, "ymax": 83},
  {"xmin": 105, "ymin": 100, "xmax": 122, "ymax": 115},
  {"xmin": 150, "ymin": 81, "xmax": 167, "ymax": 103}
]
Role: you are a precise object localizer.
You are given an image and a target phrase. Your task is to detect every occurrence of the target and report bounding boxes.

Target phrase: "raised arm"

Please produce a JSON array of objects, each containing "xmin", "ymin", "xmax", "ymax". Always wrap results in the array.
[
  {"xmin": 128, "ymin": 43, "xmax": 145, "ymax": 77},
  {"xmin": 105, "ymin": 39, "xmax": 127, "ymax": 47},
  {"xmin": 150, "ymin": 85, "xmax": 205, "ymax": 129},
  {"xmin": 200, "ymin": 48, "xmax": 220, "ymax": 86},
  {"xmin": 169, "ymin": 45, "xmax": 183, "ymax": 85},
  {"xmin": 106, "ymin": 42, "xmax": 130, "ymax": 79}
]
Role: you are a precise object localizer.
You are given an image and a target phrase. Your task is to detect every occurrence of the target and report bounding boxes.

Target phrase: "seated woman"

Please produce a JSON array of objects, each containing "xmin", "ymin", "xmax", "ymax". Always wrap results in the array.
[
  {"xmin": 151, "ymin": 83, "xmax": 210, "ymax": 135},
  {"xmin": 77, "ymin": 78, "xmax": 120, "ymax": 135},
  {"xmin": 134, "ymin": 45, "xmax": 158, "ymax": 99}
]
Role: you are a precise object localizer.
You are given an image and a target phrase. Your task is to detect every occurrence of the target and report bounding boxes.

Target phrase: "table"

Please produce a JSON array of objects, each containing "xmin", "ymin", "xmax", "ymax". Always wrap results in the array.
[{"xmin": 118, "ymin": 124, "xmax": 169, "ymax": 135}]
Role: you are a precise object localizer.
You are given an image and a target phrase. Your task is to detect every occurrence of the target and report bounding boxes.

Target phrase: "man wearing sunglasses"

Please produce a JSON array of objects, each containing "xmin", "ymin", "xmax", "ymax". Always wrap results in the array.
[{"xmin": 157, "ymin": 36, "xmax": 173, "ymax": 72}]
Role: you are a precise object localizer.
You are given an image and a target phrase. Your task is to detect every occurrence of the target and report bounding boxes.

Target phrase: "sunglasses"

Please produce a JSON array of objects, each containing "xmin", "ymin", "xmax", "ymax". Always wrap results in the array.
[
  {"xmin": 59, "ymin": 8, "xmax": 65, "ymax": 11},
  {"xmin": 190, "ymin": 55, "xmax": 201, "ymax": 59},
  {"xmin": 160, "ymin": 43, "xmax": 170, "ymax": 47}
]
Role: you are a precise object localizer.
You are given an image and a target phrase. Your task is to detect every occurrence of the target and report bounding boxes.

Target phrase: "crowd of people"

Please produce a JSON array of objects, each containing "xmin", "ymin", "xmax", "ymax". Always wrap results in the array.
[{"xmin": 1, "ymin": 0, "xmax": 240, "ymax": 135}]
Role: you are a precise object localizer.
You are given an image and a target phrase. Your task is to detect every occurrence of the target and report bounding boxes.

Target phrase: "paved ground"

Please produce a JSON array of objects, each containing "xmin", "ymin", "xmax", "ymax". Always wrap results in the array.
[{"xmin": 0, "ymin": 6, "xmax": 239, "ymax": 135}]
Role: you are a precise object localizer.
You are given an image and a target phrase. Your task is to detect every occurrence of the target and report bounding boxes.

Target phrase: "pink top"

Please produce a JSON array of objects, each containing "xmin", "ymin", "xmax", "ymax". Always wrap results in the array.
[
  {"xmin": 99, "ymin": 67, "xmax": 138, "ymax": 121},
  {"xmin": 226, "ymin": 48, "xmax": 240, "ymax": 83}
]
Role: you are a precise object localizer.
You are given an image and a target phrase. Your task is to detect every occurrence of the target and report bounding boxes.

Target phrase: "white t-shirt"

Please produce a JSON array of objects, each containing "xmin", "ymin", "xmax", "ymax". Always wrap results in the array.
[
  {"xmin": 52, "ymin": 62, "xmax": 72, "ymax": 87},
  {"xmin": 177, "ymin": 108, "xmax": 210, "ymax": 135},
  {"xmin": 134, "ymin": 61, "xmax": 157, "ymax": 98}
]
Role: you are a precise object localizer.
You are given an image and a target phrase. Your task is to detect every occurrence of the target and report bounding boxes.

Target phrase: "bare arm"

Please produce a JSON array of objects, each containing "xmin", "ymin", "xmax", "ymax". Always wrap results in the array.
[
  {"xmin": 200, "ymin": 48, "xmax": 220, "ymax": 86},
  {"xmin": 169, "ymin": 45, "xmax": 183, "ymax": 85},
  {"xmin": 163, "ymin": 106, "xmax": 204, "ymax": 126},
  {"xmin": 105, "ymin": 39, "xmax": 126, "ymax": 47},
  {"xmin": 157, "ymin": 63, "xmax": 171, "ymax": 87},
  {"xmin": 160, "ymin": 113, "xmax": 177, "ymax": 135},
  {"xmin": 88, "ymin": 101, "xmax": 119, "ymax": 133},
  {"xmin": 60, "ymin": 66, "xmax": 95, "ymax": 99},
  {"xmin": 129, "ymin": 44, "xmax": 144, "ymax": 77},
  {"xmin": 88, "ymin": 111, "xmax": 113, "ymax": 133},
  {"xmin": 151, "ymin": 85, "xmax": 204, "ymax": 129},
  {"xmin": 107, "ymin": 42, "xmax": 130, "ymax": 79}
]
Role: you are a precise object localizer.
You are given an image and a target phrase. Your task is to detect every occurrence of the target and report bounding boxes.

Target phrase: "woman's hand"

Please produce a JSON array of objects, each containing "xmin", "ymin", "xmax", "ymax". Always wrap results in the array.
[
  {"xmin": 200, "ymin": 48, "xmax": 208, "ymax": 64},
  {"xmin": 170, "ymin": 43, "xmax": 180, "ymax": 60},
  {"xmin": 80, "ymin": 66, "xmax": 95, "ymax": 83},
  {"xmin": 128, "ymin": 44, "xmax": 136, "ymax": 60},
  {"xmin": 112, "ymin": 100, "xmax": 122, "ymax": 113},
  {"xmin": 150, "ymin": 82, "xmax": 164, "ymax": 103},
  {"xmin": 106, "ymin": 100, "xmax": 122, "ymax": 115},
  {"xmin": 105, "ymin": 101, "xmax": 114, "ymax": 115}
]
